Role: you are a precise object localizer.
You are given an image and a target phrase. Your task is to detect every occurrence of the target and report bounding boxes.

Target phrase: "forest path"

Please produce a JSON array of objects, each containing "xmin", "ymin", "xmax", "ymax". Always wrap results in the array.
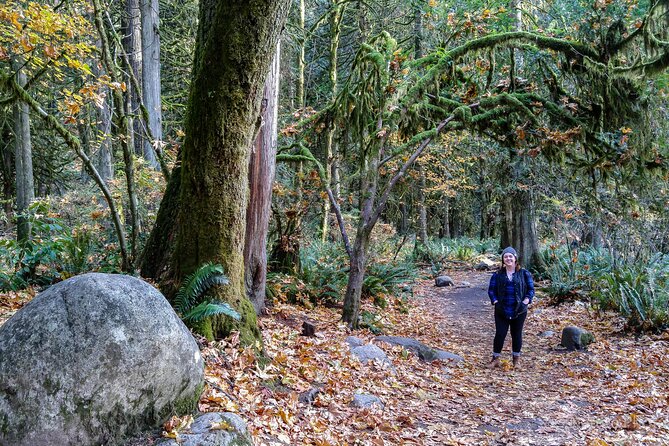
[{"xmin": 410, "ymin": 270, "xmax": 668, "ymax": 446}]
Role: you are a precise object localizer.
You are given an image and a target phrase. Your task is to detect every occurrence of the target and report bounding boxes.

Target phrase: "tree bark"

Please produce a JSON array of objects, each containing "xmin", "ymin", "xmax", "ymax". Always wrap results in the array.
[
  {"xmin": 122, "ymin": 0, "xmax": 142, "ymax": 158},
  {"xmin": 12, "ymin": 63, "xmax": 34, "ymax": 242},
  {"xmin": 320, "ymin": 1, "xmax": 344, "ymax": 242},
  {"xmin": 296, "ymin": 0, "xmax": 305, "ymax": 109},
  {"xmin": 1, "ymin": 120, "xmax": 13, "ymax": 215},
  {"xmin": 417, "ymin": 164, "xmax": 428, "ymax": 244},
  {"xmin": 244, "ymin": 41, "xmax": 280, "ymax": 315},
  {"xmin": 141, "ymin": 0, "xmax": 161, "ymax": 169},
  {"xmin": 142, "ymin": 0, "xmax": 291, "ymax": 343},
  {"xmin": 441, "ymin": 197, "xmax": 450, "ymax": 239}
]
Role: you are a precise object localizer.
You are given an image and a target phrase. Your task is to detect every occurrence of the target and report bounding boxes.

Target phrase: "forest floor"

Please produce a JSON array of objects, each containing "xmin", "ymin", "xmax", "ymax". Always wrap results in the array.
[{"xmin": 1, "ymin": 269, "xmax": 668, "ymax": 445}]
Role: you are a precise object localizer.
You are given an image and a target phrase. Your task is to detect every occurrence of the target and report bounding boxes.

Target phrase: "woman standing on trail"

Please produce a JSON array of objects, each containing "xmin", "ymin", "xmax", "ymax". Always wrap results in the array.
[{"xmin": 488, "ymin": 246, "xmax": 535, "ymax": 368}]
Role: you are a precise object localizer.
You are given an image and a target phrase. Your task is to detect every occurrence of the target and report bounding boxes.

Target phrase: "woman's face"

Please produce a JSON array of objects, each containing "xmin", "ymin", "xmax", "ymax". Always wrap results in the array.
[{"xmin": 503, "ymin": 253, "xmax": 517, "ymax": 268}]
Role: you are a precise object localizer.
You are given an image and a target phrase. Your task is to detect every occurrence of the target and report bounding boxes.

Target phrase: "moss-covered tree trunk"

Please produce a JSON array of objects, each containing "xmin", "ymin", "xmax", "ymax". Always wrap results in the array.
[{"xmin": 142, "ymin": 0, "xmax": 290, "ymax": 344}]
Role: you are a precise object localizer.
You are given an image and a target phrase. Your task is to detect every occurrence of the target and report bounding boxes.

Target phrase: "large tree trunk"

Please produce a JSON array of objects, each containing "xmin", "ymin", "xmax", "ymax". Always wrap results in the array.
[
  {"xmin": 510, "ymin": 188, "xmax": 545, "ymax": 272},
  {"xmin": 140, "ymin": 0, "xmax": 161, "ymax": 169},
  {"xmin": 12, "ymin": 64, "xmax": 34, "ymax": 242},
  {"xmin": 244, "ymin": 42, "xmax": 280, "ymax": 315},
  {"xmin": 143, "ymin": 0, "xmax": 290, "ymax": 344}
]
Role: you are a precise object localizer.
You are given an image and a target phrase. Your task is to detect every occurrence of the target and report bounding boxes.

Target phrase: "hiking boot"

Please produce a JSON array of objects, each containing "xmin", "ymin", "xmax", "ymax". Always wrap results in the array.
[
  {"xmin": 490, "ymin": 356, "xmax": 501, "ymax": 368},
  {"xmin": 512, "ymin": 355, "xmax": 520, "ymax": 368}
]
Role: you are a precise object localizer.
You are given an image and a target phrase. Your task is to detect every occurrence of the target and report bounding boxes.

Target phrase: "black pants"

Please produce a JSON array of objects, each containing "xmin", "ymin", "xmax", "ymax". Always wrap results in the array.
[{"xmin": 493, "ymin": 311, "xmax": 527, "ymax": 354}]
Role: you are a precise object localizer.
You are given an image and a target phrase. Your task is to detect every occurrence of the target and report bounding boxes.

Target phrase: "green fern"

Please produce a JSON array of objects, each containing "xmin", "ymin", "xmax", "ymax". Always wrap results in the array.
[
  {"xmin": 174, "ymin": 263, "xmax": 240, "ymax": 323},
  {"xmin": 182, "ymin": 301, "xmax": 240, "ymax": 323}
]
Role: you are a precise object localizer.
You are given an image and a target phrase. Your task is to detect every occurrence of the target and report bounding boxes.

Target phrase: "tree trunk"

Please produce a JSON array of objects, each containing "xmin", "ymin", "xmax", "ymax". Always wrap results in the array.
[
  {"xmin": 96, "ymin": 90, "xmax": 114, "ymax": 182},
  {"xmin": 122, "ymin": 0, "xmax": 142, "ymax": 158},
  {"xmin": 94, "ymin": 0, "xmax": 140, "ymax": 269},
  {"xmin": 144, "ymin": 0, "xmax": 290, "ymax": 343},
  {"xmin": 320, "ymin": 1, "xmax": 344, "ymax": 242},
  {"xmin": 244, "ymin": 42, "xmax": 280, "ymax": 315},
  {"xmin": 342, "ymin": 228, "xmax": 371, "ymax": 327},
  {"xmin": 1, "ymin": 120, "xmax": 12, "ymax": 215},
  {"xmin": 296, "ymin": 0, "xmax": 305, "ymax": 108},
  {"xmin": 441, "ymin": 197, "xmax": 450, "ymax": 238},
  {"xmin": 12, "ymin": 64, "xmax": 34, "ymax": 242},
  {"xmin": 141, "ymin": 0, "xmax": 161, "ymax": 169},
  {"xmin": 417, "ymin": 165, "xmax": 428, "ymax": 244},
  {"xmin": 510, "ymin": 188, "xmax": 545, "ymax": 272}
]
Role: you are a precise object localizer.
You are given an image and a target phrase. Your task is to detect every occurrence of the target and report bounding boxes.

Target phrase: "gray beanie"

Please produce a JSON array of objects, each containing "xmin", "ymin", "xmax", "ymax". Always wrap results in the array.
[{"xmin": 501, "ymin": 247, "xmax": 517, "ymax": 258}]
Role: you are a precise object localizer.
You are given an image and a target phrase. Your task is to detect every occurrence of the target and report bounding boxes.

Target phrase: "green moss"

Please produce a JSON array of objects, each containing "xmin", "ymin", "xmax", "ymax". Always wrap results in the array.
[{"xmin": 170, "ymin": 381, "xmax": 204, "ymax": 416}]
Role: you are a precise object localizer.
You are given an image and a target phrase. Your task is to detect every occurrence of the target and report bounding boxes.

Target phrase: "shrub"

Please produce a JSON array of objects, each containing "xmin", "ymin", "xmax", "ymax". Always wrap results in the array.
[{"xmin": 543, "ymin": 243, "xmax": 669, "ymax": 332}]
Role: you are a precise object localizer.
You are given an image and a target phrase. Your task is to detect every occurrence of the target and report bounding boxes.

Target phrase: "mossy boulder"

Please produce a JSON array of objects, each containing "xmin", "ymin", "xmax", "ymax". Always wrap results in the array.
[
  {"xmin": 560, "ymin": 326, "xmax": 595, "ymax": 351},
  {"xmin": 0, "ymin": 273, "xmax": 204, "ymax": 446}
]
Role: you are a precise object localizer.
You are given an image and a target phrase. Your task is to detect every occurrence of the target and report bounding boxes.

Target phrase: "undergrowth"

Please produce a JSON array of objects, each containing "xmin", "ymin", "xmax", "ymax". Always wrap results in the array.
[{"xmin": 543, "ymin": 243, "xmax": 669, "ymax": 332}]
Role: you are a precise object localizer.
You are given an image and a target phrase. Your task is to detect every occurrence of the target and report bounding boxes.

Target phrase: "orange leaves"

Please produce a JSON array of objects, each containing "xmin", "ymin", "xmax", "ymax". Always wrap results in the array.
[{"xmin": 162, "ymin": 414, "xmax": 193, "ymax": 439}]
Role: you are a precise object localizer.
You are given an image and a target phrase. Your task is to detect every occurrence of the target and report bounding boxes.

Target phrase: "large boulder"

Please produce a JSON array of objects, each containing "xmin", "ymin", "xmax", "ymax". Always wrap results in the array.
[{"xmin": 0, "ymin": 273, "xmax": 204, "ymax": 446}]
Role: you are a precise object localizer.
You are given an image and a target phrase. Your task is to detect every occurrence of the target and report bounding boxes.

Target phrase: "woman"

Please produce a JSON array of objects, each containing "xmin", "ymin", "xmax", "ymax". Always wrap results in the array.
[{"xmin": 488, "ymin": 246, "xmax": 534, "ymax": 369}]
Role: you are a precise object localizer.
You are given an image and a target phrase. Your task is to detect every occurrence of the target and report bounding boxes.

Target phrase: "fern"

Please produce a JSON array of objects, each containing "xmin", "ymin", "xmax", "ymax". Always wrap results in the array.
[
  {"xmin": 174, "ymin": 263, "xmax": 230, "ymax": 314},
  {"xmin": 182, "ymin": 301, "xmax": 240, "ymax": 323},
  {"xmin": 174, "ymin": 263, "xmax": 239, "ymax": 323}
]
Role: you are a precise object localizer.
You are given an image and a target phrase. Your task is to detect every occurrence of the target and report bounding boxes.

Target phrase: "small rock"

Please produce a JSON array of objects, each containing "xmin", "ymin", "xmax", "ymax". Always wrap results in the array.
[
  {"xmin": 351, "ymin": 394, "xmax": 384, "ymax": 409},
  {"xmin": 455, "ymin": 281, "xmax": 471, "ymax": 288},
  {"xmin": 351, "ymin": 344, "xmax": 393, "ymax": 368},
  {"xmin": 435, "ymin": 276, "xmax": 455, "ymax": 287},
  {"xmin": 539, "ymin": 331, "xmax": 555, "ymax": 338},
  {"xmin": 155, "ymin": 412, "xmax": 253, "ymax": 446},
  {"xmin": 346, "ymin": 336, "xmax": 365, "ymax": 348},
  {"xmin": 375, "ymin": 336, "xmax": 463, "ymax": 363},
  {"xmin": 298, "ymin": 387, "xmax": 322, "ymax": 405},
  {"xmin": 301, "ymin": 321, "xmax": 316, "ymax": 337},
  {"xmin": 560, "ymin": 326, "xmax": 595, "ymax": 351}
]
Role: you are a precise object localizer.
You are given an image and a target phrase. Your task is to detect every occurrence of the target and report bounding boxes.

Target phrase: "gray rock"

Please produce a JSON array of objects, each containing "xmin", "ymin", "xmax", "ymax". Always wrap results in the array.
[
  {"xmin": 435, "ymin": 276, "xmax": 455, "ymax": 287},
  {"xmin": 375, "ymin": 336, "xmax": 463, "ymax": 363},
  {"xmin": 345, "ymin": 336, "xmax": 365, "ymax": 348},
  {"xmin": 0, "ymin": 273, "xmax": 204, "ymax": 446},
  {"xmin": 351, "ymin": 394, "xmax": 384, "ymax": 409},
  {"xmin": 560, "ymin": 326, "xmax": 595, "ymax": 351},
  {"xmin": 351, "ymin": 344, "xmax": 392, "ymax": 366},
  {"xmin": 539, "ymin": 330, "xmax": 556, "ymax": 338},
  {"xmin": 474, "ymin": 258, "xmax": 497, "ymax": 271},
  {"xmin": 456, "ymin": 281, "xmax": 472, "ymax": 288},
  {"xmin": 156, "ymin": 412, "xmax": 253, "ymax": 446},
  {"xmin": 298, "ymin": 387, "xmax": 322, "ymax": 405}
]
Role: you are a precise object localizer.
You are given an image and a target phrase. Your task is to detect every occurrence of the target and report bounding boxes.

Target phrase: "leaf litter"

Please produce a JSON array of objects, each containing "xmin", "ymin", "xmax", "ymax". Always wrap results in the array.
[
  {"xmin": 1, "ymin": 271, "xmax": 667, "ymax": 445},
  {"xmin": 198, "ymin": 270, "xmax": 669, "ymax": 446}
]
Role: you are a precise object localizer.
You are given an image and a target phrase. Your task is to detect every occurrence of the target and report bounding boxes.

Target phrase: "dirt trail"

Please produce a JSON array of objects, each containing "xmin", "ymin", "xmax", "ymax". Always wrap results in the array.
[{"xmin": 410, "ymin": 270, "xmax": 668, "ymax": 446}]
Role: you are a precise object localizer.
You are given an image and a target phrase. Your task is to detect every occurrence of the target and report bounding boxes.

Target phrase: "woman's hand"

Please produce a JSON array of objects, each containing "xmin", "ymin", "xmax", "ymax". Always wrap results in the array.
[{"xmin": 522, "ymin": 298, "xmax": 530, "ymax": 305}]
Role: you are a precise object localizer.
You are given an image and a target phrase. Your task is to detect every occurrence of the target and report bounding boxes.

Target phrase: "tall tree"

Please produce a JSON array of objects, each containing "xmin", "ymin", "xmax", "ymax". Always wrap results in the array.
[
  {"xmin": 12, "ymin": 63, "xmax": 34, "ymax": 242},
  {"xmin": 143, "ymin": 0, "xmax": 291, "ymax": 343},
  {"xmin": 244, "ymin": 42, "xmax": 281, "ymax": 315},
  {"xmin": 122, "ymin": 0, "xmax": 143, "ymax": 159},
  {"xmin": 140, "ymin": 0, "xmax": 161, "ymax": 169}
]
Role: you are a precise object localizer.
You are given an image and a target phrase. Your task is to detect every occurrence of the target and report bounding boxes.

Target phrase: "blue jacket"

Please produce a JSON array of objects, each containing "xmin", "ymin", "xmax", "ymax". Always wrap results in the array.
[{"xmin": 488, "ymin": 269, "xmax": 534, "ymax": 319}]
